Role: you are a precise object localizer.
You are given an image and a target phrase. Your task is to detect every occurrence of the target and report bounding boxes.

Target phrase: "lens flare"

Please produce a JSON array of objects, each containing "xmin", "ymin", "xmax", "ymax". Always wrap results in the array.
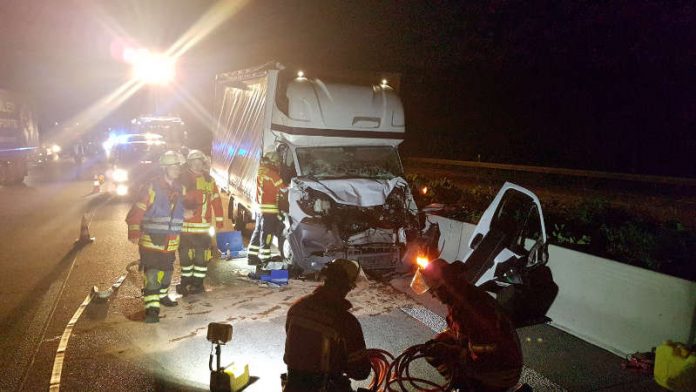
[{"xmin": 416, "ymin": 255, "xmax": 429, "ymax": 269}]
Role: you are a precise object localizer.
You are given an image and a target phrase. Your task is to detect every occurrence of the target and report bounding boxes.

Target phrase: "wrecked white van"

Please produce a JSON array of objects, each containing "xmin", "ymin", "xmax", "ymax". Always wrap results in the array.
[{"xmin": 211, "ymin": 63, "xmax": 418, "ymax": 273}]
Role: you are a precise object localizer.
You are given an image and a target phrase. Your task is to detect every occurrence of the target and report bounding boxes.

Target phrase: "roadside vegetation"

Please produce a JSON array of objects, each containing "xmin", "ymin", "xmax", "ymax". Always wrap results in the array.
[{"xmin": 407, "ymin": 174, "xmax": 695, "ymax": 282}]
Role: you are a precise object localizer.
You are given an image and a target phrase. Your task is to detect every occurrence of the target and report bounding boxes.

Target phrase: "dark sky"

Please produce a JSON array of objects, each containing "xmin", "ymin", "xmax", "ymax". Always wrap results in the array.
[{"xmin": 0, "ymin": 0, "xmax": 693, "ymax": 176}]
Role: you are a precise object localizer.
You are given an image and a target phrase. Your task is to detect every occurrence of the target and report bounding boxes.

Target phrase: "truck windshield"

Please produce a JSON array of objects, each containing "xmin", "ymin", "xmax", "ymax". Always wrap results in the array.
[{"xmin": 296, "ymin": 146, "xmax": 403, "ymax": 179}]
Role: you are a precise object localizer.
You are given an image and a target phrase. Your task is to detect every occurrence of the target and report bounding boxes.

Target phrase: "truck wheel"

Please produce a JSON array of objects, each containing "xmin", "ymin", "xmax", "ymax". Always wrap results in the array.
[{"xmin": 235, "ymin": 206, "xmax": 249, "ymax": 235}]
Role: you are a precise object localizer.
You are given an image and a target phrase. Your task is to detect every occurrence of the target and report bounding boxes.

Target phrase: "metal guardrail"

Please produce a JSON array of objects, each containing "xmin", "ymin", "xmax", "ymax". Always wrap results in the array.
[{"xmin": 405, "ymin": 157, "xmax": 696, "ymax": 186}]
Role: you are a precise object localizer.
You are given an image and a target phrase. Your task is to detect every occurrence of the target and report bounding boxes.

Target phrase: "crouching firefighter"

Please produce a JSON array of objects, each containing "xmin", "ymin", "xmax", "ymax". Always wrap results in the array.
[
  {"xmin": 178, "ymin": 150, "xmax": 224, "ymax": 295},
  {"xmin": 283, "ymin": 259, "xmax": 370, "ymax": 392},
  {"xmin": 411, "ymin": 258, "xmax": 523, "ymax": 391},
  {"xmin": 126, "ymin": 151, "xmax": 186, "ymax": 323},
  {"xmin": 247, "ymin": 151, "xmax": 286, "ymax": 266}
]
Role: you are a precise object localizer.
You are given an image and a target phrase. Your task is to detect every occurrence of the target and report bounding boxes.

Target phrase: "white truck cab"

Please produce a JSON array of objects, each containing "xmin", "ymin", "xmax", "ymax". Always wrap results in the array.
[{"xmin": 211, "ymin": 63, "xmax": 418, "ymax": 273}]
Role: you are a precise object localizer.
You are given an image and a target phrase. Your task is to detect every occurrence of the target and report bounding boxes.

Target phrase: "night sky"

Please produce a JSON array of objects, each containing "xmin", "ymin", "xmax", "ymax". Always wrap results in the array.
[{"xmin": 0, "ymin": 0, "xmax": 693, "ymax": 176}]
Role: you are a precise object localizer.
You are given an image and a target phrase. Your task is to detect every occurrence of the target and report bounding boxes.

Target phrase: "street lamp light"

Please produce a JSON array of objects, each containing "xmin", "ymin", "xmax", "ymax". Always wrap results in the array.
[{"xmin": 128, "ymin": 49, "xmax": 176, "ymax": 86}]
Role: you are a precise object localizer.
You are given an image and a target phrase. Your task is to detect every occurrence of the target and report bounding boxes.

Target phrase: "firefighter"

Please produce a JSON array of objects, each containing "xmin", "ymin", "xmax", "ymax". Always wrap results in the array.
[
  {"xmin": 247, "ymin": 151, "xmax": 285, "ymax": 266},
  {"xmin": 283, "ymin": 259, "xmax": 370, "ymax": 392},
  {"xmin": 411, "ymin": 258, "xmax": 523, "ymax": 391},
  {"xmin": 178, "ymin": 149, "xmax": 224, "ymax": 295},
  {"xmin": 126, "ymin": 151, "xmax": 186, "ymax": 324}
]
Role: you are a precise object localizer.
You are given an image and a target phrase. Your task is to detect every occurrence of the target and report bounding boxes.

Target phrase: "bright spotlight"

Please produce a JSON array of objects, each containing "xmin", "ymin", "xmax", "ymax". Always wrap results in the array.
[
  {"xmin": 112, "ymin": 168, "xmax": 129, "ymax": 183},
  {"xmin": 115, "ymin": 184, "xmax": 129, "ymax": 196},
  {"xmin": 416, "ymin": 255, "xmax": 429, "ymax": 269},
  {"xmin": 130, "ymin": 50, "xmax": 176, "ymax": 86}
]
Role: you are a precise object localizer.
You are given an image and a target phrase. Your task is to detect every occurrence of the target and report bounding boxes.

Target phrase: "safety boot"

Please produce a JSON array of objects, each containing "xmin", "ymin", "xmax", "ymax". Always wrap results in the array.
[
  {"xmin": 160, "ymin": 296, "xmax": 178, "ymax": 307},
  {"xmin": 176, "ymin": 277, "xmax": 191, "ymax": 296},
  {"xmin": 144, "ymin": 308, "xmax": 159, "ymax": 324},
  {"xmin": 187, "ymin": 283, "xmax": 205, "ymax": 295},
  {"xmin": 247, "ymin": 255, "xmax": 262, "ymax": 266}
]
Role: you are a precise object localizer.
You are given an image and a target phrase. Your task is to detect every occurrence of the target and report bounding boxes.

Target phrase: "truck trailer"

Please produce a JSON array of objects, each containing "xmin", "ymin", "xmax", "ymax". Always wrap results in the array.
[
  {"xmin": 211, "ymin": 62, "xmax": 419, "ymax": 273},
  {"xmin": 0, "ymin": 89, "xmax": 39, "ymax": 185}
]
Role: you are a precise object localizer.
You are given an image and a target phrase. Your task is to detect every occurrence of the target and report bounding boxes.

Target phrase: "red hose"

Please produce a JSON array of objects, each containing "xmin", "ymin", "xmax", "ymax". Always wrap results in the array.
[{"xmin": 366, "ymin": 343, "xmax": 451, "ymax": 392}]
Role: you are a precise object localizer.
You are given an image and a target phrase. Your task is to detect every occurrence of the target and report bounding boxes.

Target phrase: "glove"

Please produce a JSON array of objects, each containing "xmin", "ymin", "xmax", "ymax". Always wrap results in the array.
[{"xmin": 423, "ymin": 340, "xmax": 463, "ymax": 361}]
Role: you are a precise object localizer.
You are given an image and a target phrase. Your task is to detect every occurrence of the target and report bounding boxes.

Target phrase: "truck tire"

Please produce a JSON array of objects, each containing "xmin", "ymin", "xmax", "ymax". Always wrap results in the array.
[{"xmin": 235, "ymin": 206, "xmax": 250, "ymax": 235}]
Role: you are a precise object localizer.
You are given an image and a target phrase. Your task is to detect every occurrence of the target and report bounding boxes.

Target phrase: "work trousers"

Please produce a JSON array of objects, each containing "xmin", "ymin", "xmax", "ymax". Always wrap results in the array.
[
  {"xmin": 247, "ymin": 212, "xmax": 284, "ymax": 264},
  {"xmin": 179, "ymin": 233, "xmax": 212, "ymax": 288},
  {"xmin": 143, "ymin": 268, "xmax": 173, "ymax": 314}
]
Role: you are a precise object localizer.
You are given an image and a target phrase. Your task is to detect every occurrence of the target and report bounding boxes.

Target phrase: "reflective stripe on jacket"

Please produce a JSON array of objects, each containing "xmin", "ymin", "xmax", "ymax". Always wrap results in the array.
[
  {"xmin": 126, "ymin": 177, "xmax": 184, "ymax": 253},
  {"xmin": 142, "ymin": 181, "xmax": 185, "ymax": 234},
  {"xmin": 257, "ymin": 165, "xmax": 284, "ymax": 214},
  {"xmin": 181, "ymin": 170, "xmax": 224, "ymax": 233}
]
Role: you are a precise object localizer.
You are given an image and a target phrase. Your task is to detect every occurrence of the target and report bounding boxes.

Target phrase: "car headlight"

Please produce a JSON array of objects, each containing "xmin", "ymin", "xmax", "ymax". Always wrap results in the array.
[
  {"xmin": 51, "ymin": 144, "xmax": 61, "ymax": 154},
  {"xmin": 115, "ymin": 184, "xmax": 129, "ymax": 196},
  {"xmin": 112, "ymin": 168, "xmax": 128, "ymax": 182}
]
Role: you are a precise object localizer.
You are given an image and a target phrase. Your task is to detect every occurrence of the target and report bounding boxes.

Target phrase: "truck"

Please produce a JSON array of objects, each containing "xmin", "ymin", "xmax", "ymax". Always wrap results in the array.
[
  {"xmin": 211, "ymin": 62, "xmax": 419, "ymax": 273},
  {"xmin": 0, "ymin": 89, "xmax": 39, "ymax": 185}
]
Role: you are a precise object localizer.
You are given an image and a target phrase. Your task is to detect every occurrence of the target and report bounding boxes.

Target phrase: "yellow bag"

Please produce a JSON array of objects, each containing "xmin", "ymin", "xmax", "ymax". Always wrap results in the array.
[{"xmin": 654, "ymin": 341, "xmax": 696, "ymax": 391}]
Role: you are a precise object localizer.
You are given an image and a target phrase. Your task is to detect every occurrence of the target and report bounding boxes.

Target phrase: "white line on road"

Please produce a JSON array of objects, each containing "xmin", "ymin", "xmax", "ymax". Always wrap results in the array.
[{"xmin": 48, "ymin": 273, "xmax": 127, "ymax": 392}]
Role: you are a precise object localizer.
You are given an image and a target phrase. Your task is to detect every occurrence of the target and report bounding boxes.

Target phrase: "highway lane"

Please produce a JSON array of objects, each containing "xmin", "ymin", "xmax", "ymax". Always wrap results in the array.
[
  {"xmin": 0, "ymin": 160, "xmax": 663, "ymax": 391},
  {"xmin": 0, "ymin": 160, "xmax": 136, "ymax": 391}
]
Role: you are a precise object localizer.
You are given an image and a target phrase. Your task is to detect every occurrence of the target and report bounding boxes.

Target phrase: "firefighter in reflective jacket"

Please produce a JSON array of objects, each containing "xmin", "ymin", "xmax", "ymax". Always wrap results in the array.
[
  {"xmin": 247, "ymin": 152, "xmax": 285, "ymax": 265},
  {"xmin": 411, "ymin": 258, "xmax": 523, "ymax": 391},
  {"xmin": 126, "ymin": 151, "xmax": 186, "ymax": 324},
  {"xmin": 177, "ymin": 150, "xmax": 224, "ymax": 295},
  {"xmin": 283, "ymin": 259, "xmax": 370, "ymax": 392}
]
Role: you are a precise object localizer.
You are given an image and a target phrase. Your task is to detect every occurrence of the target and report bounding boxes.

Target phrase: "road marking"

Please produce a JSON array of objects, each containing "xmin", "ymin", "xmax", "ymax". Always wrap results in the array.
[
  {"xmin": 49, "ymin": 273, "xmax": 127, "ymax": 392},
  {"xmin": 400, "ymin": 305, "xmax": 566, "ymax": 391}
]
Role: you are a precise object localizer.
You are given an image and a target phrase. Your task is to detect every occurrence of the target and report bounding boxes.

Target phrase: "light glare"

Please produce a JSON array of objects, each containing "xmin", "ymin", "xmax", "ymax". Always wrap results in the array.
[
  {"xmin": 416, "ymin": 255, "xmax": 429, "ymax": 269},
  {"xmin": 130, "ymin": 50, "xmax": 176, "ymax": 86},
  {"xmin": 116, "ymin": 184, "xmax": 129, "ymax": 196}
]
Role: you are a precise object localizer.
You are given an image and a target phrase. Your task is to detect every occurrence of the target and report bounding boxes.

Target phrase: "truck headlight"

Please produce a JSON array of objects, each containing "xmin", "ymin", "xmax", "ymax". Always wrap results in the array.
[{"xmin": 112, "ymin": 168, "xmax": 128, "ymax": 182}]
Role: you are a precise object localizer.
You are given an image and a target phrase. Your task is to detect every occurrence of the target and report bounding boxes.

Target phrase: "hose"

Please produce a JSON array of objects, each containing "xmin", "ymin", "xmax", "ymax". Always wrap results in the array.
[{"xmin": 366, "ymin": 342, "xmax": 452, "ymax": 392}]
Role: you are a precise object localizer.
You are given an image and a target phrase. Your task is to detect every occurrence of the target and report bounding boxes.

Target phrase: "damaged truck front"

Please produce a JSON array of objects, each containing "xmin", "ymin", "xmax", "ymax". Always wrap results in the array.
[{"xmin": 211, "ymin": 63, "xmax": 418, "ymax": 273}]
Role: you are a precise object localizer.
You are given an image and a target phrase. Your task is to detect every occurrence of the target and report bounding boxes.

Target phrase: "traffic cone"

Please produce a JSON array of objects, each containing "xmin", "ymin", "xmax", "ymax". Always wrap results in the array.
[
  {"xmin": 75, "ymin": 214, "xmax": 95, "ymax": 245},
  {"xmin": 92, "ymin": 175, "xmax": 101, "ymax": 193}
]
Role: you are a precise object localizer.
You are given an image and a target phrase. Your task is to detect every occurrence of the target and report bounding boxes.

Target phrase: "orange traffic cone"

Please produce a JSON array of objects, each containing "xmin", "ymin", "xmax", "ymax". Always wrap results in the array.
[
  {"xmin": 92, "ymin": 175, "xmax": 101, "ymax": 193},
  {"xmin": 75, "ymin": 214, "xmax": 95, "ymax": 245}
]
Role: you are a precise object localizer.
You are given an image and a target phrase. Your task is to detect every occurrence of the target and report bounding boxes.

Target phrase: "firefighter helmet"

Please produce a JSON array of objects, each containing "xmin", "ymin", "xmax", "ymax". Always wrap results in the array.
[
  {"xmin": 187, "ymin": 149, "xmax": 206, "ymax": 162},
  {"xmin": 160, "ymin": 150, "xmax": 185, "ymax": 166},
  {"xmin": 322, "ymin": 259, "xmax": 361, "ymax": 289}
]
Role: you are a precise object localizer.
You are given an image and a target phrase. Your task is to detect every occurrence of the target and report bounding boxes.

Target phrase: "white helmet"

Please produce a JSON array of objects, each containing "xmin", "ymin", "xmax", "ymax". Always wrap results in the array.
[
  {"xmin": 160, "ymin": 150, "xmax": 185, "ymax": 166},
  {"xmin": 187, "ymin": 149, "xmax": 206, "ymax": 162}
]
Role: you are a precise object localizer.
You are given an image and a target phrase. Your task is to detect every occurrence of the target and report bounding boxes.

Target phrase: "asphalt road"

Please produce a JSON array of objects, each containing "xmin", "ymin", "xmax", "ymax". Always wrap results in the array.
[
  {"xmin": 0, "ymin": 160, "xmax": 137, "ymax": 391},
  {"xmin": 0, "ymin": 160, "xmax": 664, "ymax": 391}
]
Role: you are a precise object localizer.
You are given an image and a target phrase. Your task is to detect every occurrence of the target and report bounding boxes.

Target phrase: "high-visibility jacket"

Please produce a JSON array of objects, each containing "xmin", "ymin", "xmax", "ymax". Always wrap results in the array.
[
  {"xmin": 126, "ymin": 177, "xmax": 185, "ymax": 253},
  {"xmin": 427, "ymin": 279, "xmax": 523, "ymax": 389},
  {"xmin": 257, "ymin": 164, "xmax": 284, "ymax": 214},
  {"xmin": 181, "ymin": 170, "xmax": 224, "ymax": 234},
  {"xmin": 283, "ymin": 286, "xmax": 370, "ymax": 391}
]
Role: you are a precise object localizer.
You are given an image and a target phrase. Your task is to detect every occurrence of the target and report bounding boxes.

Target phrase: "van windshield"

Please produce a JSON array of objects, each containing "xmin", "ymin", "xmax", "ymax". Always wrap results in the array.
[{"xmin": 296, "ymin": 146, "xmax": 403, "ymax": 179}]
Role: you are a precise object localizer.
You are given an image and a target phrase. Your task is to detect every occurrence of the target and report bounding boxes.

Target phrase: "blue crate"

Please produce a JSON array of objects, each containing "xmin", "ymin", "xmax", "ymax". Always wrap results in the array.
[
  {"xmin": 216, "ymin": 231, "xmax": 244, "ymax": 253},
  {"xmin": 259, "ymin": 269, "xmax": 289, "ymax": 285}
]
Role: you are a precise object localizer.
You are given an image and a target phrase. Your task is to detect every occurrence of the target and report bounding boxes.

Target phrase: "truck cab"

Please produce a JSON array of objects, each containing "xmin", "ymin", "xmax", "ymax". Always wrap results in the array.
[{"xmin": 212, "ymin": 63, "xmax": 418, "ymax": 273}]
